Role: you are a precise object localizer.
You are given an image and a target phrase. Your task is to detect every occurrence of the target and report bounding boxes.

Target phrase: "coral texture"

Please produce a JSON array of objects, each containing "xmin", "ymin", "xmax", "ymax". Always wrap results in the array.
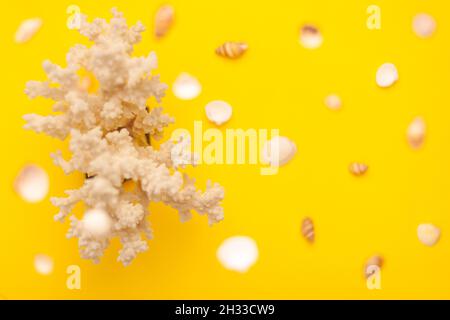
[{"xmin": 24, "ymin": 9, "xmax": 224, "ymax": 266}]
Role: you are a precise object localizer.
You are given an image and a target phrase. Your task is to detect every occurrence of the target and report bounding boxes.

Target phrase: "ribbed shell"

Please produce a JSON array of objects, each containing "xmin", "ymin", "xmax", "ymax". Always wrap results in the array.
[
  {"xmin": 215, "ymin": 42, "xmax": 248, "ymax": 59},
  {"xmin": 301, "ymin": 217, "xmax": 315, "ymax": 243}
]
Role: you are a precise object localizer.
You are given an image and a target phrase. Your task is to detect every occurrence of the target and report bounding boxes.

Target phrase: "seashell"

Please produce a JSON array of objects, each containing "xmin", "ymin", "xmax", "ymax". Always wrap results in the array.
[
  {"xmin": 205, "ymin": 100, "xmax": 233, "ymax": 125},
  {"xmin": 217, "ymin": 236, "xmax": 259, "ymax": 273},
  {"xmin": 349, "ymin": 162, "xmax": 368, "ymax": 176},
  {"xmin": 324, "ymin": 94, "xmax": 342, "ymax": 111},
  {"xmin": 82, "ymin": 208, "xmax": 112, "ymax": 238},
  {"xmin": 15, "ymin": 18, "xmax": 42, "ymax": 44},
  {"xmin": 364, "ymin": 255, "xmax": 383, "ymax": 278},
  {"xmin": 14, "ymin": 164, "xmax": 49, "ymax": 203},
  {"xmin": 154, "ymin": 4, "xmax": 174, "ymax": 38},
  {"xmin": 262, "ymin": 136, "xmax": 297, "ymax": 167},
  {"xmin": 34, "ymin": 254, "xmax": 54, "ymax": 275},
  {"xmin": 376, "ymin": 63, "xmax": 398, "ymax": 88},
  {"xmin": 417, "ymin": 223, "xmax": 440, "ymax": 247},
  {"xmin": 172, "ymin": 72, "xmax": 202, "ymax": 100},
  {"xmin": 413, "ymin": 13, "xmax": 436, "ymax": 39},
  {"xmin": 407, "ymin": 117, "xmax": 426, "ymax": 150},
  {"xmin": 301, "ymin": 217, "xmax": 315, "ymax": 243},
  {"xmin": 215, "ymin": 42, "xmax": 248, "ymax": 59},
  {"xmin": 299, "ymin": 24, "xmax": 323, "ymax": 49}
]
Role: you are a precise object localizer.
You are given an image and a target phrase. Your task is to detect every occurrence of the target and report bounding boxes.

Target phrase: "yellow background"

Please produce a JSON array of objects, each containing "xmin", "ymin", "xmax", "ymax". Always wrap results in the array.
[{"xmin": 1, "ymin": 0, "xmax": 449, "ymax": 299}]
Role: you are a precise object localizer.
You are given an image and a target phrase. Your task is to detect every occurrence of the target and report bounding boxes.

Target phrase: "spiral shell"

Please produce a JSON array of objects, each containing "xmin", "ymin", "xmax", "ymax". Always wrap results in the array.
[
  {"xmin": 154, "ymin": 4, "xmax": 174, "ymax": 38},
  {"xmin": 364, "ymin": 255, "xmax": 383, "ymax": 279},
  {"xmin": 301, "ymin": 217, "xmax": 315, "ymax": 243},
  {"xmin": 349, "ymin": 162, "xmax": 368, "ymax": 176},
  {"xmin": 215, "ymin": 42, "xmax": 248, "ymax": 59}
]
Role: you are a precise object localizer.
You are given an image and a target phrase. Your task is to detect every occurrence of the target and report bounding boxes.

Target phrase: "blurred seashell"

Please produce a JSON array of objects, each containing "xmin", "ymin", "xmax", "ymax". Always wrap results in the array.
[
  {"xmin": 376, "ymin": 63, "xmax": 398, "ymax": 88},
  {"xmin": 324, "ymin": 94, "xmax": 342, "ymax": 111},
  {"xmin": 349, "ymin": 162, "xmax": 368, "ymax": 176},
  {"xmin": 364, "ymin": 255, "xmax": 383, "ymax": 278},
  {"xmin": 413, "ymin": 13, "xmax": 436, "ymax": 39},
  {"xmin": 262, "ymin": 136, "xmax": 297, "ymax": 167},
  {"xmin": 14, "ymin": 164, "xmax": 49, "ymax": 203},
  {"xmin": 301, "ymin": 217, "xmax": 315, "ymax": 243},
  {"xmin": 407, "ymin": 117, "xmax": 426, "ymax": 150},
  {"xmin": 78, "ymin": 76, "xmax": 92, "ymax": 92},
  {"xmin": 215, "ymin": 42, "xmax": 248, "ymax": 59},
  {"xmin": 417, "ymin": 223, "xmax": 440, "ymax": 247},
  {"xmin": 205, "ymin": 100, "xmax": 233, "ymax": 125},
  {"xmin": 15, "ymin": 18, "xmax": 42, "ymax": 44},
  {"xmin": 34, "ymin": 254, "xmax": 54, "ymax": 275},
  {"xmin": 299, "ymin": 24, "xmax": 323, "ymax": 49},
  {"xmin": 82, "ymin": 208, "xmax": 112, "ymax": 238},
  {"xmin": 154, "ymin": 4, "xmax": 174, "ymax": 38},
  {"xmin": 217, "ymin": 236, "xmax": 259, "ymax": 273},
  {"xmin": 172, "ymin": 72, "xmax": 202, "ymax": 100}
]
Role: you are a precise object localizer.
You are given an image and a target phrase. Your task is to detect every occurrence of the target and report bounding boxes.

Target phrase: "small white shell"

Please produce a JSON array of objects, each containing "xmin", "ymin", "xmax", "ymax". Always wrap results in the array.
[
  {"xmin": 172, "ymin": 73, "xmax": 202, "ymax": 100},
  {"xmin": 14, "ymin": 164, "xmax": 49, "ymax": 203},
  {"xmin": 413, "ymin": 13, "xmax": 436, "ymax": 39},
  {"xmin": 407, "ymin": 117, "xmax": 426, "ymax": 149},
  {"xmin": 376, "ymin": 63, "xmax": 398, "ymax": 88},
  {"xmin": 262, "ymin": 136, "xmax": 297, "ymax": 167},
  {"xmin": 217, "ymin": 236, "xmax": 259, "ymax": 273},
  {"xmin": 34, "ymin": 254, "xmax": 54, "ymax": 275},
  {"xmin": 205, "ymin": 100, "xmax": 233, "ymax": 125},
  {"xmin": 15, "ymin": 18, "xmax": 42, "ymax": 44},
  {"xmin": 299, "ymin": 24, "xmax": 323, "ymax": 49},
  {"xmin": 417, "ymin": 223, "xmax": 440, "ymax": 247},
  {"xmin": 324, "ymin": 94, "xmax": 342, "ymax": 111},
  {"xmin": 82, "ymin": 208, "xmax": 112, "ymax": 238}
]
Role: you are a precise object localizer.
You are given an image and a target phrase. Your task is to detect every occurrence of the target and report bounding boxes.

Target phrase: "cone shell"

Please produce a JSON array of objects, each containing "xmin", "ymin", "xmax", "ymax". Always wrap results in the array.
[
  {"xmin": 349, "ymin": 162, "xmax": 368, "ymax": 176},
  {"xmin": 154, "ymin": 4, "xmax": 174, "ymax": 38},
  {"xmin": 301, "ymin": 217, "xmax": 315, "ymax": 243},
  {"xmin": 215, "ymin": 42, "xmax": 248, "ymax": 59},
  {"xmin": 364, "ymin": 255, "xmax": 383, "ymax": 278}
]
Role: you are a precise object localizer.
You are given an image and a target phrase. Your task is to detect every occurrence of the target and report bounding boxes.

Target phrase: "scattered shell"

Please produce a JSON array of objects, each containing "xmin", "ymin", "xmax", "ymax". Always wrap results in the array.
[
  {"xmin": 172, "ymin": 72, "xmax": 202, "ymax": 100},
  {"xmin": 205, "ymin": 100, "xmax": 233, "ymax": 125},
  {"xmin": 82, "ymin": 208, "xmax": 112, "ymax": 238},
  {"xmin": 413, "ymin": 13, "xmax": 436, "ymax": 39},
  {"xmin": 261, "ymin": 136, "xmax": 297, "ymax": 167},
  {"xmin": 78, "ymin": 76, "xmax": 92, "ymax": 92},
  {"xmin": 349, "ymin": 162, "xmax": 368, "ymax": 176},
  {"xmin": 407, "ymin": 117, "xmax": 426, "ymax": 150},
  {"xmin": 376, "ymin": 63, "xmax": 398, "ymax": 88},
  {"xmin": 299, "ymin": 24, "xmax": 323, "ymax": 49},
  {"xmin": 364, "ymin": 255, "xmax": 383, "ymax": 278},
  {"xmin": 215, "ymin": 42, "xmax": 248, "ymax": 59},
  {"xmin": 14, "ymin": 18, "xmax": 42, "ymax": 44},
  {"xmin": 417, "ymin": 223, "xmax": 440, "ymax": 247},
  {"xmin": 14, "ymin": 164, "xmax": 49, "ymax": 203},
  {"xmin": 301, "ymin": 217, "xmax": 315, "ymax": 243},
  {"xmin": 324, "ymin": 94, "xmax": 342, "ymax": 111},
  {"xmin": 34, "ymin": 254, "xmax": 54, "ymax": 275},
  {"xmin": 154, "ymin": 4, "xmax": 174, "ymax": 38},
  {"xmin": 217, "ymin": 236, "xmax": 259, "ymax": 273}
]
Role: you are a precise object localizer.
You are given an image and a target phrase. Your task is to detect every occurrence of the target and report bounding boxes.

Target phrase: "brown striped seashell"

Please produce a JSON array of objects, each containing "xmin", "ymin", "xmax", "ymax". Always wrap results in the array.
[
  {"xmin": 215, "ymin": 42, "xmax": 248, "ymax": 59},
  {"xmin": 154, "ymin": 4, "xmax": 174, "ymax": 38},
  {"xmin": 349, "ymin": 162, "xmax": 368, "ymax": 176},
  {"xmin": 364, "ymin": 255, "xmax": 383, "ymax": 279},
  {"xmin": 301, "ymin": 217, "xmax": 315, "ymax": 243}
]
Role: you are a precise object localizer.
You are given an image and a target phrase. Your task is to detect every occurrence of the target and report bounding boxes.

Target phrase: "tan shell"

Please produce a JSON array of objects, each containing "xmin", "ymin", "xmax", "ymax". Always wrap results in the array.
[
  {"xmin": 349, "ymin": 162, "xmax": 368, "ymax": 176},
  {"xmin": 301, "ymin": 217, "xmax": 315, "ymax": 243},
  {"xmin": 407, "ymin": 117, "xmax": 426, "ymax": 150},
  {"xmin": 215, "ymin": 42, "xmax": 248, "ymax": 59},
  {"xmin": 364, "ymin": 255, "xmax": 383, "ymax": 278},
  {"xmin": 154, "ymin": 4, "xmax": 174, "ymax": 38}
]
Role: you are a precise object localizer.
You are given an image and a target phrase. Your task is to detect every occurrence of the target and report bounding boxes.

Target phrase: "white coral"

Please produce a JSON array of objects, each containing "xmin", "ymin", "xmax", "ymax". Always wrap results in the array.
[{"xmin": 24, "ymin": 9, "xmax": 224, "ymax": 266}]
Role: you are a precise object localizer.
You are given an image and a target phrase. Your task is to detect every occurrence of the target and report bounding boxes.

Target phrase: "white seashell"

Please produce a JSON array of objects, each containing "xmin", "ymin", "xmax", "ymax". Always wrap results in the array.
[
  {"xmin": 217, "ymin": 236, "xmax": 258, "ymax": 273},
  {"xmin": 15, "ymin": 18, "xmax": 42, "ymax": 44},
  {"xmin": 205, "ymin": 100, "xmax": 233, "ymax": 125},
  {"xmin": 262, "ymin": 136, "xmax": 297, "ymax": 167},
  {"xmin": 376, "ymin": 63, "xmax": 398, "ymax": 88},
  {"xmin": 417, "ymin": 223, "xmax": 440, "ymax": 247},
  {"xmin": 172, "ymin": 72, "xmax": 202, "ymax": 100},
  {"xmin": 324, "ymin": 94, "xmax": 342, "ymax": 111},
  {"xmin": 82, "ymin": 208, "xmax": 112, "ymax": 238},
  {"xmin": 34, "ymin": 254, "xmax": 54, "ymax": 275},
  {"xmin": 299, "ymin": 24, "xmax": 323, "ymax": 49},
  {"xmin": 14, "ymin": 164, "xmax": 49, "ymax": 203},
  {"xmin": 413, "ymin": 13, "xmax": 436, "ymax": 39},
  {"xmin": 407, "ymin": 117, "xmax": 426, "ymax": 149}
]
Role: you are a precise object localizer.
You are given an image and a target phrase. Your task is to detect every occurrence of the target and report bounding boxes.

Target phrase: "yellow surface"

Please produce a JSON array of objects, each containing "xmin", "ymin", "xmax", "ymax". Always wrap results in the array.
[{"xmin": 1, "ymin": 0, "xmax": 450, "ymax": 299}]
